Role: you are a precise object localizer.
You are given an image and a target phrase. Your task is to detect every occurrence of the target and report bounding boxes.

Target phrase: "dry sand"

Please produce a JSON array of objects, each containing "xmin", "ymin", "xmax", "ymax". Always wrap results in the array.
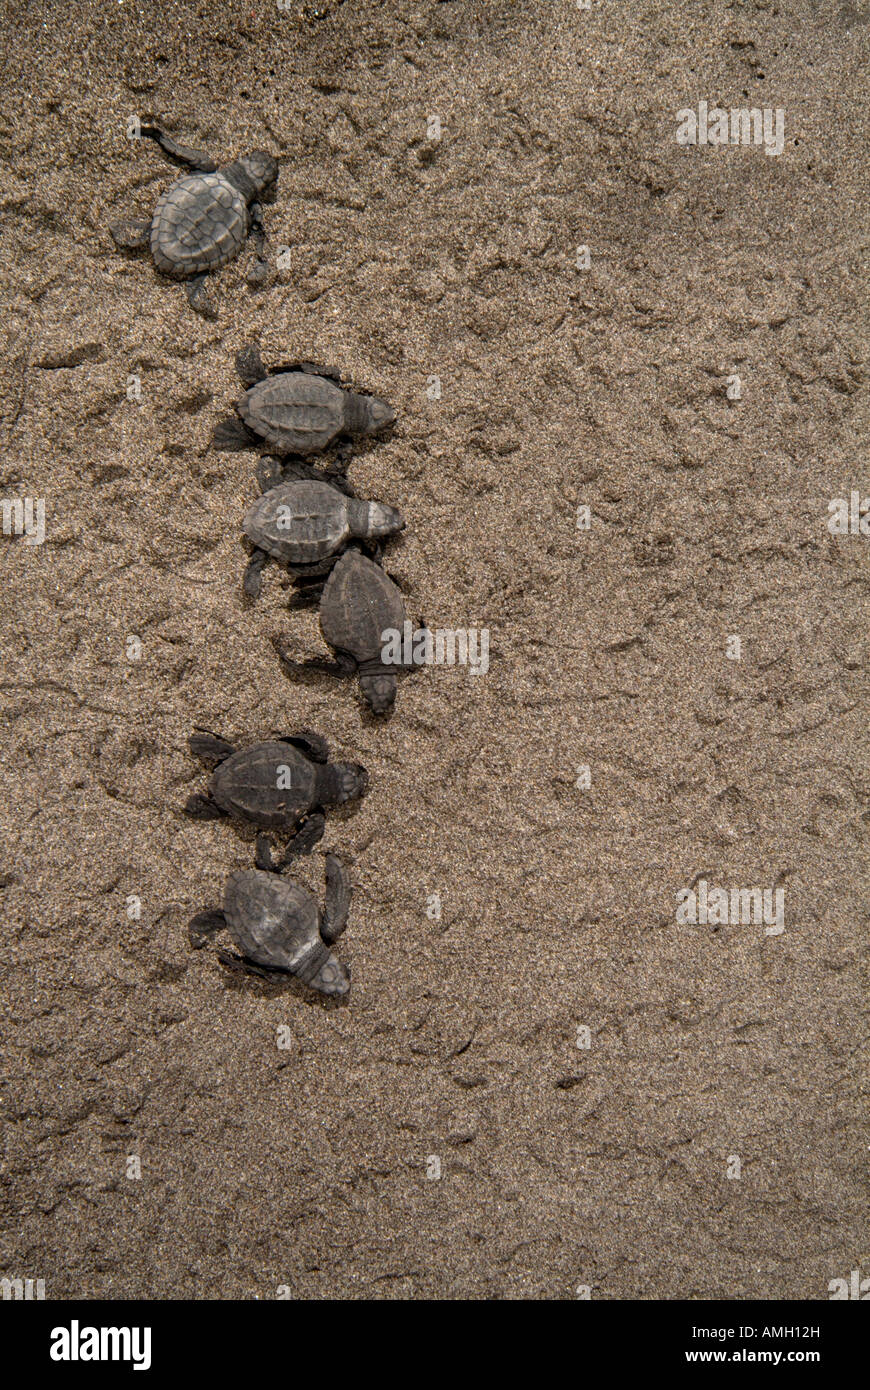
[{"xmin": 0, "ymin": 0, "xmax": 867, "ymax": 1300}]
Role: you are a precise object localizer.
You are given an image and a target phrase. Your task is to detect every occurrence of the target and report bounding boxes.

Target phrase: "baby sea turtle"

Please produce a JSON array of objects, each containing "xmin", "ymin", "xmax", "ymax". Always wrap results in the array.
[
  {"xmin": 213, "ymin": 343, "xmax": 396, "ymax": 455},
  {"xmin": 243, "ymin": 474, "xmax": 405, "ymax": 598},
  {"xmin": 183, "ymin": 730, "xmax": 367, "ymax": 871},
  {"xmin": 109, "ymin": 124, "xmax": 278, "ymax": 318},
  {"xmin": 274, "ymin": 549, "xmax": 411, "ymax": 716},
  {"xmin": 188, "ymin": 855, "xmax": 352, "ymax": 1000}
]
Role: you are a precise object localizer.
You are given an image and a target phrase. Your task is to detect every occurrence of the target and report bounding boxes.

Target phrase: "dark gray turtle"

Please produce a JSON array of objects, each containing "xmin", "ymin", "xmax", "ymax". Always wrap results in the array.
[
  {"xmin": 109, "ymin": 123, "xmax": 278, "ymax": 318},
  {"xmin": 188, "ymin": 855, "xmax": 352, "ymax": 1000},
  {"xmin": 183, "ymin": 730, "xmax": 367, "ymax": 871},
  {"xmin": 274, "ymin": 549, "xmax": 412, "ymax": 716},
  {"xmin": 243, "ymin": 476, "xmax": 405, "ymax": 598},
  {"xmin": 213, "ymin": 343, "xmax": 396, "ymax": 454}
]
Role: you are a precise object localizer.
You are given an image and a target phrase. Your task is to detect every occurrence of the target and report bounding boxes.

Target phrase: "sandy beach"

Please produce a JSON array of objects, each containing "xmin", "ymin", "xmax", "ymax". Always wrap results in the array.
[{"xmin": 0, "ymin": 0, "xmax": 867, "ymax": 1299}]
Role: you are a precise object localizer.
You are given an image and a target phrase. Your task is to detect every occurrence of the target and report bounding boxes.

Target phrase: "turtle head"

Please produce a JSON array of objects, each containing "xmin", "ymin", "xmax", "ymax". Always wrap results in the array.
[
  {"xmin": 325, "ymin": 761, "xmax": 369, "ymax": 805},
  {"xmin": 360, "ymin": 670, "xmax": 398, "ymax": 716},
  {"xmin": 364, "ymin": 395, "xmax": 397, "ymax": 436},
  {"xmin": 232, "ymin": 150, "xmax": 279, "ymax": 198},
  {"xmin": 310, "ymin": 957, "xmax": 350, "ymax": 1000},
  {"xmin": 365, "ymin": 501, "xmax": 405, "ymax": 540}
]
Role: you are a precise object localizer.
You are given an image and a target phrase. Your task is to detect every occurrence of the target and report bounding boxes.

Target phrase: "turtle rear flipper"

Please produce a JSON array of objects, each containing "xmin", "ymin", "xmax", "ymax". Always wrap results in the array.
[
  {"xmin": 184, "ymin": 792, "xmax": 226, "ymax": 820},
  {"xmin": 185, "ymin": 274, "xmax": 217, "ymax": 319},
  {"xmin": 236, "ymin": 342, "xmax": 269, "ymax": 387},
  {"xmin": 109, "ymin": 218, "xmax": 151, "ymax": 250},
  {"xmin": 189, "ymin": 731, "xmax": 236, "ymax": 764},
  {"xmin": 243, "ymin": 547, "xmax": 269, "ymax": 599},
  {"xmin": 321, "ymin": 854, "xmax": 351, "ymax": 944},
  {"xmin": 188, "ymin": 908, "xmax": 227, "ymax": 948},
  {"xmin": 213, "ymin": 416, "xmax": 261, "ymax": 451}
]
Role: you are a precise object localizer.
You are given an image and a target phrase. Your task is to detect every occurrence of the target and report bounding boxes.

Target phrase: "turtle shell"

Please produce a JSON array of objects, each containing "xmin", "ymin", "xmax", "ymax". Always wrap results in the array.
[
  {"xmin": 150, "ymin": 172, "xmax": 248, "ymax": 278},
  {"xmin": 224, "ymin": 869, "xmax": 320, "ymax": 973},
  {"xmin": 244, "ymin": 480, "xmax": 351, "ymax": 566},
  {"xmin": 319, "ymin": 550, "xmax": 406, "ymax": 663},
  {"xmin": 239, "ymin": 372, "xmax": 346, "ymax": 453},
  {"xmin": 210, "ymin": 742, "xmax": 318, "ymax": 827}
]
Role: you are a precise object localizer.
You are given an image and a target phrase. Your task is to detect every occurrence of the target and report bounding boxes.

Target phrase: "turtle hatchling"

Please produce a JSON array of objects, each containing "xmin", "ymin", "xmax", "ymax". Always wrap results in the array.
[
  {"xmin": 188, "ymin": 855, "xmax": 352, "ymax": 1000},
  {"xmin": 243, "ymin": 474, "xmax": 405, "ymax": 598},
  {"xmin": 274, "ymin": 549, "xmax": 412, "ymax": 716},
  {"xmin": 213, "ymin": 343, "xmax": 396, "ymax": 455},
  {"xmin": 183, "ymin": 730, "xmax": 368, "ymax": 871},
  {"xmin": 109, "ymin": 123, "xmax": 278, "ymax": 318}
]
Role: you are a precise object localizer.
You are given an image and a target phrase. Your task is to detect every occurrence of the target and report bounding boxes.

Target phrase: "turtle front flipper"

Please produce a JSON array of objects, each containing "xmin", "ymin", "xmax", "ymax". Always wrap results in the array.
[
  {"xmin": 287, "ymin": 556, "xmax": 342, "ymax": 583},
  {"xmin": 280, "ymin": 813, "xmax": 326, "ymax": 864},
  {"xmin": 279, "ymin": 731, "xmax": 330, "ymax": 763},
  {"xmin": 245, "ymin": 202, "xmax": 269, "ymax": 287},
  {"xmin": 254, "ymin": 833, "xmax": 282, "ymax": 873},
  {"xmin": 188, "ymin": 908, "xmax": 227, "ymax": 948},
  {"xmin": 273, "ymin": 637, "xmax": 356, "ymax": 680},
  {"xmin": 109, "ymin": 218, "xmax": 152, "ymax": 251},
  {"xmin": 271, "ymin": 359, "xmax": 342, "ymax": 382},
  {"xmin": 139, "ymin": 123, "xmax": 217, "ymax": 172},
  {"xmin": 217, "ymin": 949, "xmax": 283, "ymax": 982},
  {"xmin": 321, "ymin": 854, "xmax": 351, "ymax": 944},
  {"xmin": 185, "ymin": 273, "xmax": 217, "ymax": 319}
]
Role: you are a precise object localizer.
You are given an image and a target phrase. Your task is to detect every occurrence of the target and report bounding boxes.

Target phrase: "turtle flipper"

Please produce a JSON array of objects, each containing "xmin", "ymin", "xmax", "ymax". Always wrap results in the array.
[
  {"xmin": 184, "ymin": 792, "xmax": 226, "ymax": 820},
  {"xmin": 185, "ymin": 274, "xmax": 217, "ymax": 319},
  {"xmin": 188, "ymin": 908, "xmax": 227, "ymax": 948},
  {"xmin": 273, "ymin": 639, "xmax": 356, "ymax": 680},
  {"xmin": 236, "ymin": 342, "xmax": 268, "ymax": 387},
  {"xmin": 217, "ymin": 949, "xmax": 283, "ymax": 982},
  {"xmin": 109, "ymin": 218, "xmax": 152, "ymax": 250},
  {"xmin": 255, "ymin": 833, "xmax": 282, "ymax": 873},
  {"xmin": 139, "ymin": 124, "xmax": 217, "ymax": 172},
  {"xmin": 287, "ymin": 556, "xmax": 341, "ymax": 582},
  {"xmin": 284, "ymin": 584, "xmax": 324, "ymax": 609},
  {"xmin": 213, "ymin": 415, "xmax": 260, "ymax": 451},
  {"xmin": 256, "ymin": 457, "xmax": 285, "ymax": 492},
  {"xmin": 271, "ymin": 359, "xmax": 342, "ymax": 382},
  {"xmin": 245, "ymin": 203, "xmax": 269, "ymax": 286},
  {"xmin": 321, "ymin": 854, "xmax": 351, "ymax": 944},
  {"xmin": 281, "ymin": 813, "xmax": 326, "ymax": 863},
  {"xmin": 280, "ymin": 731, "xmax": 330, "ymax": 762},
  {"xmin": 189, "ymin": 731, "xmax": 236, "ymax": 763},
  {"xmin": 243, "ymin": 547, "xmax": 269, "ymax": 599}
]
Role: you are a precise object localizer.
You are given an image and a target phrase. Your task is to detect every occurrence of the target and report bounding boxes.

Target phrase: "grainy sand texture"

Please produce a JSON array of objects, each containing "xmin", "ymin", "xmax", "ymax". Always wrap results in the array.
[{"xmin": 0, "ymin": 0, "xmax": 867, "ymax": 1300}]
